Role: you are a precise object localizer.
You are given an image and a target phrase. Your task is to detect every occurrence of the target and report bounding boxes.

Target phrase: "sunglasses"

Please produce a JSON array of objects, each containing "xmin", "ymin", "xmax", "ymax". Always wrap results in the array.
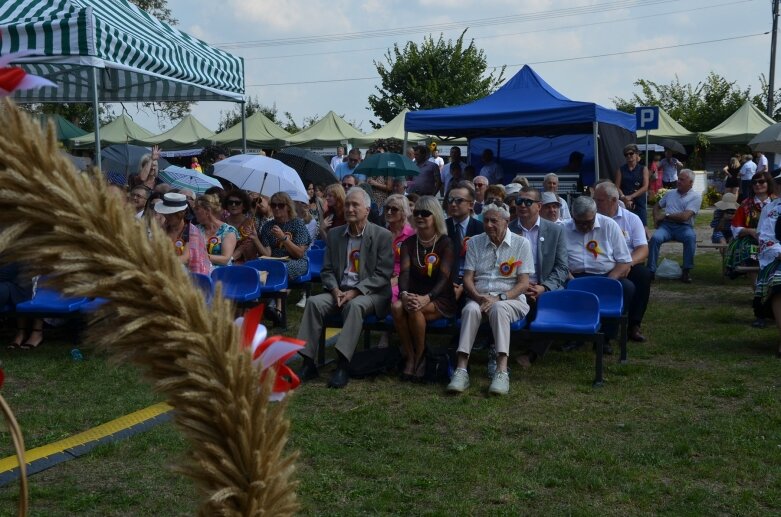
[
  {"xmin": 624, "ymin": 151, "xmax": 636, "ymax": 157},
  {"xmin": 413, "ymin": 209, "xmax": 433, "ymax": 218},
  {"xmin": 485, "ymin": 198, "xmax": 503, "ymax": 206},
  {"xmin": 342, "ymin": 183, "xmax": 354, "ymax": 189},
  {"xmin": 384, "ymin": 205, "xmax": 401, "ymax": 213},
  {"xmin": 270, "ymin": 202, "xmax": 286, "ymax": 209},
  {"xmin": 515, "ymin": 197, "xmax": 538, "ymax": 207},
  {"xmin": 474, "ymin": 183, "xmax": 488, "ymax": 188},
  {"xmin": 752, "ymin": 179, "xmax": 767, "ymax": 185},
  {"xmin": 226, "ymin": 199, "xmax": 242, "ymax": 206},
  {"xmin": 447, "ymin": 196, "xmax": 468, "ymax": 205}
]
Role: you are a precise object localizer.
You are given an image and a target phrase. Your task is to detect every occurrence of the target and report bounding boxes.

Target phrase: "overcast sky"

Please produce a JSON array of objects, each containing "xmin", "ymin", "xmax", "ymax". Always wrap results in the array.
[{"xmin": 130, "ymin": 0, "xmax": 774, "ymax": 133}]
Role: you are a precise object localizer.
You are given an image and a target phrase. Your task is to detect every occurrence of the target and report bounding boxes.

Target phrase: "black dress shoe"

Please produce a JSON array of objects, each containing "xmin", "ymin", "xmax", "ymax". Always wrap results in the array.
[
  {"xmin": 297, "ymin": 360, "xmax": 319, "ymax": 382},
  {"xmin": 680, "ymin": 270, "xmax": 692, "ymax": 284},
  {"xmin": 327, "ymin": 367, "xmax": 350, "ymax": 389},
  {"xmin": 628, "ymin": 325, "xmax": 647, "ymax": 342}
]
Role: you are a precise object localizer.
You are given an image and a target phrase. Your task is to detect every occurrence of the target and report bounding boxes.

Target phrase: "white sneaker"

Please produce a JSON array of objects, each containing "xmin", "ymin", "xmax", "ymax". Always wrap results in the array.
[
  {"xmin": 447, "ymin": 368, "xmax": 470, "ymax": 393},
  {"xmin": 296, "ymin": 294, "xmax": 307, "ymax": 308},
  {"xmin": 488, "ymin": 371, "xmax": 510, "ymax": 395}
]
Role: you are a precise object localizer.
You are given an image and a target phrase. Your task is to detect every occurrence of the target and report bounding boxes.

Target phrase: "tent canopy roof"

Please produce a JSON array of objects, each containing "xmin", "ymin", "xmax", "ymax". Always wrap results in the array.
[
  {"xmin": 702, "ymin": 101, "xmax": 776, "ymax": 144},
  {"xmin": 213, "ymin": 111, "xmax": 291, "ymax": 149},
  {"xmin": 353, "ymin": 109, "xmax": 428, "ymax": 146},
  {"xmin": 139, "ymin": 115, "xmax": 215, "ymax": 149},
  {"xmin": 646, "ymin": 108, "xmax": 697, "ymax": 145},
  {"xmin": 405, "ymin": 65, "xmax": 636, "ymax": 138},
  {"xmin": 71, "ymin": 113, "xmax": 153, "ymax": 147},
  {"xmin": 286, "ymin": 111, "xmax": 364, "ymax": 147},
  {"xmin": 39, "ymin": 113, "xmax": 87, "ymax": 141},
  {"xmin": 1, "ymin": 0, "xmax": 244, "ymax": 104}
]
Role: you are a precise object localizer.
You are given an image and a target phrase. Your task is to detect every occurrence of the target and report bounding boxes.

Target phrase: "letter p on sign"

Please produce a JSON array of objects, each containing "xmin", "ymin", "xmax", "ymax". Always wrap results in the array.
[{"xmin": 635, "ymin": 106, "xmax": 659, "ymax": 130}]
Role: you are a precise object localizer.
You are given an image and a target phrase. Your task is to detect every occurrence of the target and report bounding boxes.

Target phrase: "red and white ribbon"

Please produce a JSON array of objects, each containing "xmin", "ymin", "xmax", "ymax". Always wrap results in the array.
[{"xmin": 0, "ymin": 51, "xmax": 57, "ymax": 96}]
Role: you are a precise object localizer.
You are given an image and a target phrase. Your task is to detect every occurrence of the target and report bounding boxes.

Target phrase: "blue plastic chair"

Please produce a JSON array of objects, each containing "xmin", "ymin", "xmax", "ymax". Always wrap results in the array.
[
  {"xmin": 244, "ymin": 259, "xmax": 290, "ymax": 327},
  {"xmin": 307, "ymin": 248, "xmax": 325, "ymax": 283},
  {"xmin": 528, "ymin": 290, "xmax": 605, "ymax": 387},
  {"xmin": 210, "ymin": 266, "xmax": 261, "ymax": 304},
  {"xmin": 190, "ymin": 272, "xmax": 214, "ymax": 303},
  {"xmin": 15, "ymin": 288, "xmax": 88, "ymax": 315},
  {"xmin": 81, "ymin": 298, "xmax": 109, "ymax": 313},
  {"xmin": 567, "ymin": 276, "xmax": 627, "ymax": 363},
  {"xmin": 311, "ymin": 239, "xmax": 326, "ymax": 249}
]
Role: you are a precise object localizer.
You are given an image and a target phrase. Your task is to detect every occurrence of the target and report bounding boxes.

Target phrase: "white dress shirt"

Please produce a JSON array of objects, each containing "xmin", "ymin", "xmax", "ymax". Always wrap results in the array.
[
  {"xmin": 464, "ymin": 230, "xmax": 534, "ymax": 298},
  {"xmin": 564, "ymin": 213, "xmax": 632, "ymax": 275},
  {"xmin": 610, "ymin": 206, "xmax": 647, "ymax": 252}
]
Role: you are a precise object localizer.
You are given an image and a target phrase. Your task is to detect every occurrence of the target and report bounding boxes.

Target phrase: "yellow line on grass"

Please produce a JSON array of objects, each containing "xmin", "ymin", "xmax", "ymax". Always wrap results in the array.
[{"xmin": 0, "ymin": 402, "xmax": 172, "ymax": 473}]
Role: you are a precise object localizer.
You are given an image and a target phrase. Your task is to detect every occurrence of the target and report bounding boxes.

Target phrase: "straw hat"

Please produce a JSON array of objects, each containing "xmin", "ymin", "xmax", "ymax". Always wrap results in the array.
[
  {"xmin": 154, "ymin": 192, "xmax": 189, "ymax": 214},
  {"xmin": 714, "ymin": 192, "xmax": 739, "ymax": 211}
]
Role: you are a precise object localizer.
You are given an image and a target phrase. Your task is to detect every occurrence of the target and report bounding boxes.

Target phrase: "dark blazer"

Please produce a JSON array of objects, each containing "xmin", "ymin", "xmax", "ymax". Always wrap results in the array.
[
  {"xmin": 446, "ymin": 216, "xmax": 484, "ymax": 256},
  {"xmin": 509, "ymin": 218, "xmax": 569, "ymax": 292},
  {"xmin": 321, "ymin": 221, "xmax": 394, "ymax": 314}
]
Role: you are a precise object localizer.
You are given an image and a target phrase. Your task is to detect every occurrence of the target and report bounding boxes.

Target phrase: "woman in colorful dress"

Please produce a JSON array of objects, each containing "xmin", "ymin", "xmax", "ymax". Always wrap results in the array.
[
  {"xmin": 391, "ymin": 196, "xmax": 457, "ymax": 381},
  {"xmin": 155, "ymin": 192, "xmax": 211, "ymax": 274},
  {"xmin": 726, "ymin": 171, "xmax": 773, "ymax": 278},
  {"xmin": 751, "ymin": 173, "xmax": 781, "ymax": 355},
  {"xmin": 224, "ymin": 189, "xmax": 258, "ymax": 264},
  {"xmin": 195, "ymin": 193, "xmax": 239, "ymax": 268},
  {"xmin": 256, "ymin": 192, "xmax": 311, "ymax": 279}
]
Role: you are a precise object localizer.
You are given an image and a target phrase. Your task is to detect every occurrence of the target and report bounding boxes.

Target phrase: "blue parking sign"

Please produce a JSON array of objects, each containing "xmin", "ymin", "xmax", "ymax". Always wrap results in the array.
[{"xmin": 635, "ymin": 106, "xmax": 659, "ymax": 130}]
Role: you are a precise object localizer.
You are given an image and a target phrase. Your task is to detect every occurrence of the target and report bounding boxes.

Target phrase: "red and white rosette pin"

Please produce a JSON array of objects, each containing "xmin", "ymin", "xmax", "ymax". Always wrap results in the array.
[
  {"xmin": 237, "ymin": 305, "xmax": 305, "ymax": 401},
  {"xmin": 498, "ymin": 256, "xmax": 522, "ymax": 277},
  {"xmin": 207, "ymin": 236, "xmax": 220, "ymax": 254},
  {"xmin": 424, "ymin": 252, "xmax": 439, "ymax": 277},
  {"xmin": 174, "ymin": 239, "xmax": 185, "ymax": 256},
  {"xmin": 395, "ymin": 241, "xmax": 402, "ymax": 258},
  {"xmin": 461, "ymin": 236, "xmax": 471, "ymax": 257},
  {"xmin": 586, "ymin": 240, "xmax": 603, "ymax": 259},
  {"xmin": 349, "ymin": 249, "xmax": 360, "ymax": 272},
  {"xmin": 0, "ymin": 51, "xmax": 57, "ymax": 96}
]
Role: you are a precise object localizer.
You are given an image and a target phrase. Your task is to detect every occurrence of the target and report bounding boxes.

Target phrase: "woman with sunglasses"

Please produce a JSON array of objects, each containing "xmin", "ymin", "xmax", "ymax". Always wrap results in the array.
[
  {"xmin": 725, "ymin": 171, "xmax": 774, "ymax": 281},
  {"xmin": 392, "ymin": 196, "xmax": 457, "ymax": 381},
  {"xmin": 256, "ymin": 192, "xmax": 311, "ymax": 279},
  {"xmin": 223, "ymin": 189, "xmax": 258, "ymax": 264},
  {"xmin": 155, "ymin": 193, "xmax": 211, "ymax": 275},
  {"xmin": 194, "ymin": 193, "xmax": 239, "ymax": 268},
  {"xmin": 615, "ymin": 143, "xmax": 650, "ymax": 226},
  {"xmin": 384, "ymin": 194, "xmax": 416, "ymax": 303}
]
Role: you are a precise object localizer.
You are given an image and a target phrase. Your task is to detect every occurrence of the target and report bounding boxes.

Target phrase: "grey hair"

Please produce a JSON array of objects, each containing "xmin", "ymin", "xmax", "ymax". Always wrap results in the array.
[
  {"xmin": 571, "ymin": 195, "xmax": 597, "ymax": 218},
  {"xmin": 679, "ymin": 168, "xmax": 695, "ymax": 181},
  {"xmin": 384, "ymin": 193, "xmax": 411, "ymax": 220},
  {"xmin": 544, "ymin": 172, "xmax": 559, "ymax": 182},
  {"xmin": 594, "ymin": 181, "xmax": 620, "ymax": 200},
  {"xmin": 346, "ymin": 186, "xmax": 372, "ymax": 209},
  {"xmin": 482, "ymin": 202, "xmax": 511, "ymax": 220}
]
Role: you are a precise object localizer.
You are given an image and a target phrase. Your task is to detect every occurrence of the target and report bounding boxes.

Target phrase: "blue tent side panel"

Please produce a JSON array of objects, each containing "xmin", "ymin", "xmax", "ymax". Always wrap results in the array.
[{"xmin": 470, "ymin": 135, "xmax": 595, "ymax": 185}]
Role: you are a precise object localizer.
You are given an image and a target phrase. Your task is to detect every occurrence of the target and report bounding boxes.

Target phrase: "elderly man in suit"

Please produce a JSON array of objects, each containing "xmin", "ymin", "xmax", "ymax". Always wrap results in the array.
[
  {"xmin": 296, "ymin": 188, "xmax": 394, "ymax": 388},
  {"xmin": 509, "ymin": 187, "xmax": 569, "ymax": 366}
]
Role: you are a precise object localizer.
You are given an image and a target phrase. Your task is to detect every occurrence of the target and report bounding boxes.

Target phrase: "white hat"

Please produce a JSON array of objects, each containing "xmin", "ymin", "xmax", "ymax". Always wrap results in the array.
[
  {"xmin": 504, "ymin": 183, "xmax": 523, "ymax": 195},
  {"xmin": 154, "ymin": 193, "xmax": 189, "ymax": 214},
  {"xmin": 540, "ymin": 192, "xmax": 561, "ymax": 206},
  {"xmin": 714, "ymin": 192, "xmax": 739, "ymax": 211}
]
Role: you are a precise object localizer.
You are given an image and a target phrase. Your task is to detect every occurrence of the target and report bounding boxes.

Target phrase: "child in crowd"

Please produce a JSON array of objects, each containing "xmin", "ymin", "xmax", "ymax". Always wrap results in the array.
[{"xmin": 710, "ymin": 193, "xmax": 739, "ymax": 244}]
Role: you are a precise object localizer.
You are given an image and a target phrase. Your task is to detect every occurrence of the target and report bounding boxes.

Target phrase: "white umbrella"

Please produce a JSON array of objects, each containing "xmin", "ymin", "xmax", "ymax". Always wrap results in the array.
[
  {"xmin": 213, "ymin": 154, "xmax": 308, "ymax": 203},
  {"xmin": 749, "ymin": 121, "xmax": 781, "ymax": 153},
  {"xmin": 159, "ymin": 165, "xmax": 222, "ymax": 195}
]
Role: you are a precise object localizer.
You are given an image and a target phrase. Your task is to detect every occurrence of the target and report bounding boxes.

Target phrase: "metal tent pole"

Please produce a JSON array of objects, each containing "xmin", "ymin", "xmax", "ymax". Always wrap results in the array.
[
  {"xmin": 593, "ymin": 121, "xmax": 600, "ymax": 180},
  {"xmin": 91, "ymin": 67, "xmax": 102, "ymax": 172},
  {"xmin": 241, "ymin": 100, "xmax": 247, "ymax": 153}
]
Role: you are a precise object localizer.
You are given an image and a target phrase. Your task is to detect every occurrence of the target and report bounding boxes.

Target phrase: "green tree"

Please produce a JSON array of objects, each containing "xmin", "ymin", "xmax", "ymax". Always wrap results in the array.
[
  {"xmin": 368, "ymin": 30, "xmax": 505, "ymax": 129},
  {"xmin": 611, "ymin": 72, "xmax": 781, "ymax": 134}
]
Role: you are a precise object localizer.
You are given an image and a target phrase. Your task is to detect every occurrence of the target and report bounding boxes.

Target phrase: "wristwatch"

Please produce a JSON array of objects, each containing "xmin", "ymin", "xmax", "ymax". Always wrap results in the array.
[{"xmin": 499, "ymin": 293, "xmax": 507, "ymax": 301}]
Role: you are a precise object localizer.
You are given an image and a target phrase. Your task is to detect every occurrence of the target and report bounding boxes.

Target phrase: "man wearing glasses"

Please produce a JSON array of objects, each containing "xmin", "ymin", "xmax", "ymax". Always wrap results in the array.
[
  {"xmin": 341, "ymin": 174, "xmax": 356, "ymax": 192},
  {"xmin": 509, "ymin": 187, "xmax": 569, "ymax": 366},
  {"xmin": 647, "ymin": 169, "xmax": 702, "ymax": 283},
  {"xmin": 447, "ymin": 202, "xmax": 534, "ymax": 396},
  {"xmin": 472, "ymin": 176, "xmax": 489, "ymax": 215},
  {"xmin": 563, "ymin": 196, "xmax": 634, "ymax": 355},
  {"xmin": 334, "ymin": 148, "xmax": 365, "ymax": 182},
  {"xmin": 445, "ymin": 181, "xmax": 484, "ymax": 286}
]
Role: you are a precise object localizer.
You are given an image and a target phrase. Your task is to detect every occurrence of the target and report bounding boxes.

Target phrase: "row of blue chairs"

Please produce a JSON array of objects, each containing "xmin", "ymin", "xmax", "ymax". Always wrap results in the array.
[{"xmin": 321, "ymin": 276, "xmax": 628, "ymax": 387}]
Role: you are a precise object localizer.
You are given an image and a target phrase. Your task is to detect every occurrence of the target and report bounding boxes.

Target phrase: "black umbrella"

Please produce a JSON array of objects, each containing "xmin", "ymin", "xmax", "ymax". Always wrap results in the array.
[
  {"xmin": 658, "ymin": 138, "xmax": 686, "ymax": 155},
  {"xmin": 274, "ymin": 147, "xmax": 338, "ymax": 187},
  {"xmin": 100, "ymin": 144, "xmax": 171, "ymax": 179}
]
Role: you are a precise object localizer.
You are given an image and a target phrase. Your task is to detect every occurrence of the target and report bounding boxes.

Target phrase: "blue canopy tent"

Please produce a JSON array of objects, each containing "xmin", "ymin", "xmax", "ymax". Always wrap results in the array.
[{"xmin": 404, "ymin": 65, "xmax": 636, "ymax": 186}]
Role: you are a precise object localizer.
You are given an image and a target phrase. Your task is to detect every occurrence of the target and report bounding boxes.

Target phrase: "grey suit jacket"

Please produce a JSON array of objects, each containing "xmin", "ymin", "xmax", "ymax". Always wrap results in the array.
[
  {"xmin": 510, "ymin": 218, "xmax": 569, "ymax": 292},
  {"xmin": 321, "ymin": 221, "xmax": 394, "ymax": 315}
]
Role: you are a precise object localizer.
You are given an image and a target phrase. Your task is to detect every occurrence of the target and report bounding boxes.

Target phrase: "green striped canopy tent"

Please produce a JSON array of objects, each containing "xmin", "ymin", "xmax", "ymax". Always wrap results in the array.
[{"xmin": 0, "ymin": 0, "xmax": 245, "ymax": 168}]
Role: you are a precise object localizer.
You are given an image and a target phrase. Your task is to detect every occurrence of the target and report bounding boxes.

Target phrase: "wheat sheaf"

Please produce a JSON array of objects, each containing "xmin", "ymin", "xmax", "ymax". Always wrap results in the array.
[{"xmin": 0, "ymin": 100, "xmax": 298, "ymax": 516}]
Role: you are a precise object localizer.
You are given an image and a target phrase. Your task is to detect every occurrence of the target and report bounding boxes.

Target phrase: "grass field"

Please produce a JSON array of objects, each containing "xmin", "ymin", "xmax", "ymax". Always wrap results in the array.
[{"xmin": 1, "ymin": 220, "xmax": 780, "ymax": 515}]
